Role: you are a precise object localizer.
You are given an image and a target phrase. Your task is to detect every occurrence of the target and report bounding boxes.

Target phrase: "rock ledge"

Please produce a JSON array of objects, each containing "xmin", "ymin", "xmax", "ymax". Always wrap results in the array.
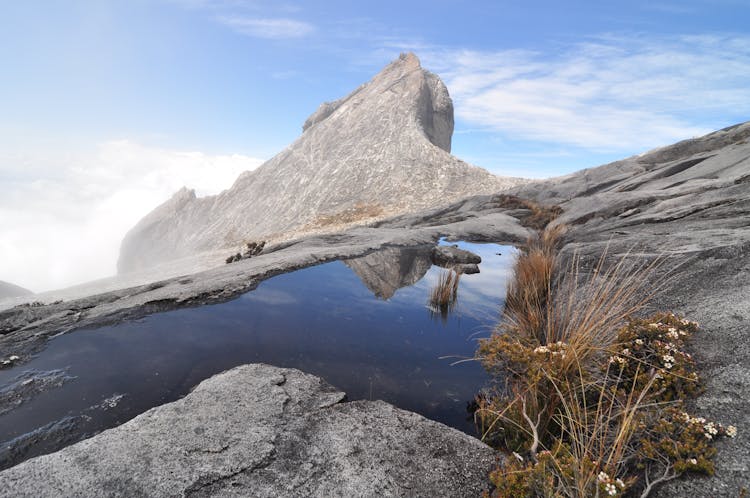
[{"xmin": 0, "ymin": 364, "xmax": 497, "ymax": 497}]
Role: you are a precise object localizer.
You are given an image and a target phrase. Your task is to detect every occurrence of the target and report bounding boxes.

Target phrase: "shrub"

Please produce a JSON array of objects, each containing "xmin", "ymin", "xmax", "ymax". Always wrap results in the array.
[{"xmin": 476, "ymin": 222, "xmax": 737, "ymax": 497}]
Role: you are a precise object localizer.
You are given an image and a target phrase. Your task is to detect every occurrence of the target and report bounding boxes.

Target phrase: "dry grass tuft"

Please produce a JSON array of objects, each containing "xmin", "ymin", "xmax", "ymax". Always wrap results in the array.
[
  {"xmin": 491, "ymin": 194, "xmax": 563, "ymax": 230},
  {"xmin": 429, "ymin": 268, "xmax": 461, "ymax": 322},
  {"xmin": 474, "ymin": 222, "xmax": 735, "ymax": 497}
]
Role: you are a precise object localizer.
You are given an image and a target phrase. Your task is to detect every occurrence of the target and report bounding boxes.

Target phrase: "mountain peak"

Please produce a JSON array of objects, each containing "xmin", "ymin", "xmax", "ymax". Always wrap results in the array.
[
  {"xmin": 118, "ymin": 54, "xmax": 525, "ymax": 273},
  {"xmin": 397, "ymin": 51, "xmax": 421, "ymax": 67}
]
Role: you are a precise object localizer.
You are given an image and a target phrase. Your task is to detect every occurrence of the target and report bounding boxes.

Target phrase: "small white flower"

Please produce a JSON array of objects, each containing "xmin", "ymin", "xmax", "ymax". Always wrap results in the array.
[
  {"xmin": 597, "ymin": 471, "xmax": 609, "ymax": 483},
  {"xmin": 704, "ymin": 422, "xmax": 718, "ymax": 435},
  {"xmin": 609, "ymin": 356, "xmax": 627, "ymax": 366},
  {"xmin": 634, "ymin": 338, "xmax": 644, "ymax": 345},
  {"xmin": 688, "ymin": 458, "xmax": 698, "ymax": 465},
  {"xmin": 615, "ymin": 478, "xmax": 625, "ymax": 488},
  {"xmin": 621, "ymin": 348, "xmax": 630, "ymax": 355},
  {"xmin": 605, "ymin": 482, "xmax": 617, "ymax": 496},
  {"xmin": 534, "ymin": 346, "xmax": 550, "ymax": 354},
  {"xmin": 726, "ymin": 425, "xmax": 737, "ymax": 438}
]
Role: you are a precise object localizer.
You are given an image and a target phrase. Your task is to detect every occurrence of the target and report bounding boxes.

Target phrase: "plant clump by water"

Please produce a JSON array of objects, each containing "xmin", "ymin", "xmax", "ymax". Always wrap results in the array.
[
  {"xmin": 428, "ymin": 267, "xmax": 461, "ymax": 322},
  {"xmin": 475, "ymin": 220, "xmax": 738, "ymax": 497}
]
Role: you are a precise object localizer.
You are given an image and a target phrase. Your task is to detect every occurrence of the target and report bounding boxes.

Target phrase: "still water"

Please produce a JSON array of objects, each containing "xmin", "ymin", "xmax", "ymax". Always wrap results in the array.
[{"xmin": 0, "ymin": 241, "xmax": 513, "ymax": 467}]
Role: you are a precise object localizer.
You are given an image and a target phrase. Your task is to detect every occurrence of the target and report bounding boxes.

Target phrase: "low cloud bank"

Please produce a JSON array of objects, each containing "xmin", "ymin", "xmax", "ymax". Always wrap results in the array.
[{"xmin": 0, "ymin": 140, "xmax": 263, "ymax": 292}]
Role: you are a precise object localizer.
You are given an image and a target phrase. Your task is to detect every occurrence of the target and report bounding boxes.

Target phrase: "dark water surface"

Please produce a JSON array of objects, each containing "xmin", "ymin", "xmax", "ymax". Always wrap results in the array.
[{"xmin": 0, "ymin": 241, "xmax": 513, "ymax": 467}]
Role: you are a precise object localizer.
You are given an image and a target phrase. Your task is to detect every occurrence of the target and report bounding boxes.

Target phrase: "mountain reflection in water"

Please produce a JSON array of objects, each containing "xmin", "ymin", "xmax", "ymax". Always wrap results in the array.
[{"xmin": 0, "ymin": 241, "xmax": 515, "ymax": 469}]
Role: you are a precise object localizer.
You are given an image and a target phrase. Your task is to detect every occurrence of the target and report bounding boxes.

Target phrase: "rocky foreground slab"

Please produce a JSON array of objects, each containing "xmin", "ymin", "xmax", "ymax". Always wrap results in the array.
[{"xmin": 0, "ymin": 364, "xmax": 497, "ymax": 497}]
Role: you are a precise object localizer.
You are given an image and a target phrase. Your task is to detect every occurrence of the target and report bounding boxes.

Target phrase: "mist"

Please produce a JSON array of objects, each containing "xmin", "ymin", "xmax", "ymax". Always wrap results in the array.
[{"xmin": 0, "ymin": 140, "xmax": 263, "ymax": 293}]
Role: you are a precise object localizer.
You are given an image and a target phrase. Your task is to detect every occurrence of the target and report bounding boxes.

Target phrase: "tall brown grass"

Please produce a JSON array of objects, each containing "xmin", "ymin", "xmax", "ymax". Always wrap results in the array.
[
  {"xmin": 429, "ymin": 268, "xmax": 461, "ymax": 322},
  {"xmin": 477, "ymin": 223, "xmax": 669, "ymax": 496}
]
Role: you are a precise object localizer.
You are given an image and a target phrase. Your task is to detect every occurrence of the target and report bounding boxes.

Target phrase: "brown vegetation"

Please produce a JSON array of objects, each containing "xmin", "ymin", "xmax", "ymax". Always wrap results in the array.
[
  {"xmin": 428, "ymin": 268, "xmax": 461, "ymax": 322},
  {"xmin": 475, "ymin": 223, "xmax": 737, "ymax": 497},
  {"xmin": 308, "ymin": 203, "xmax": 385, "ymax": 229},
  {"xmin": 491, "ymin": 194, "xmax": 563, "ymax": 230}
]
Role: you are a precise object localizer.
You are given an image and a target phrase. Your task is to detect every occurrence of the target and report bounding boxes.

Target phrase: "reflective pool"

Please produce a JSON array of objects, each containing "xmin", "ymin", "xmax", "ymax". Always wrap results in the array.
[{"xmin": 0, "ymin": 241, "xmax": 514, "ymax": 468}]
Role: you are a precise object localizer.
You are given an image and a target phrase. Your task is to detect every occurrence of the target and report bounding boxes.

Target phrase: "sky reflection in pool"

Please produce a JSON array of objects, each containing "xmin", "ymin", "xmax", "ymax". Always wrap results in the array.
[{"xmin": 0, "ymin": 241, "xmax": 515, "ymax": 466}]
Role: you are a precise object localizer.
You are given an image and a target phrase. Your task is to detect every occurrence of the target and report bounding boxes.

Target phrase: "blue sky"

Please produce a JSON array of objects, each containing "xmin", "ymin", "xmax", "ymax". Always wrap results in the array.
[{"xmin": 1, "ymin": 0, "xmax": 749, "ymax": 291}]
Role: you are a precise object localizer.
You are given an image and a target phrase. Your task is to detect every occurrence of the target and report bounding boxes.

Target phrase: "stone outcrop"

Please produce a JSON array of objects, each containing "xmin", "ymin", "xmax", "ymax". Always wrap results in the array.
[
  {"xmin": 0, "ymin": 364, "xmax": 497, "ymax": 497},
  {"xmin": 510, "ymin": 121, "xmax": 750, "ymax": 497},
  {"xmin": 431, "ymin": 245, "xmax": 482, "ymax": 267},
  {"xmin": 117, "ymin": 53, "xmax": 524, "ymax": 274}
]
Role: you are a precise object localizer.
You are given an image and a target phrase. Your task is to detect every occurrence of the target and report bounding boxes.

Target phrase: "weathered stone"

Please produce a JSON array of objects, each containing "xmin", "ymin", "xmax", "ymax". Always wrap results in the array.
[
  {"xmin": 0, "ymin": 364, "xmax": 497, "ymax": 497},
  {"xmin": 456, "ymin": 263, "xmax": 480, "ymax": 275},
  {"xmin": 431, "ymin": 245, "xmax": 482, "ymax": 266},
  {"xmin": 117, "ymin": 53, "xmax": 525, "ymax": 274},
  {"xmin": 511, "ymin": 121, "xmax": 750, "ymax": 497}
]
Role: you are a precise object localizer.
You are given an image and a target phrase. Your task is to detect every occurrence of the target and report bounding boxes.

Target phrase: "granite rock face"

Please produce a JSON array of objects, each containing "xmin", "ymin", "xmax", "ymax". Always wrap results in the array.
[
  {"xmin": 0, "ymin": 364, "xmax": 497, "ymax": 497},
  {"xmin": 511, "ymin": 121, "xmax": 750, "ymax": 497},
  {"xmin": 118, "ymin": 53, "xmax": 524, "ymax": 273}
]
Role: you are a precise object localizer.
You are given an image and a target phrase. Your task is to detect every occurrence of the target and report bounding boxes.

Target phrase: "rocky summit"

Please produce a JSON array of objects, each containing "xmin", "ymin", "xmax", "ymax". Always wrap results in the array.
[
  {"xmin": 2, "ymin": 54, "xmax": 749, "ymax": 498},
  {"xmin": 118, "ymin": 53, "xmax": 524, "ymax": 274}
]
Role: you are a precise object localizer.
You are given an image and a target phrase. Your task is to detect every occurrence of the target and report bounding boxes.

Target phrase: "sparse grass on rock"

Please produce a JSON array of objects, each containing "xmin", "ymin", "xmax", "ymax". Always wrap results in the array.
[{"xmin": 476, "ymin": 220, "xmax": 738, "ymax": 497}]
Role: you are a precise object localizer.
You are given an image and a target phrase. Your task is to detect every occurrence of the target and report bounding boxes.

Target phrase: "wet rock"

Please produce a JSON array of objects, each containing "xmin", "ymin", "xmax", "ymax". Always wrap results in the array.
[
  {"xmin": 0, "ymin": 364, "xmax": 498, "ymax": 497},
  {"xmin": 431, "ymin": 245, "xmax": 482, "ymax": 267},
  {"xmin": 456, "ymin": 264, "xmax": 480, "ymax": 275},
  {"xmin": 0, "ymin": 370, "xmax": 74, "ymax": 416}
]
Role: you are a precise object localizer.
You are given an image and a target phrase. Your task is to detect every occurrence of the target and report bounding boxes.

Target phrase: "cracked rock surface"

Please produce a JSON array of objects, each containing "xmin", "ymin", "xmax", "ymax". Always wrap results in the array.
[
  {"xmin": 513, "ymin": 121, "xmax": 750, "ymax": 497},
  {"xmin": 0, "ymin": 364, "xmax": 497, "ymax": 497}
]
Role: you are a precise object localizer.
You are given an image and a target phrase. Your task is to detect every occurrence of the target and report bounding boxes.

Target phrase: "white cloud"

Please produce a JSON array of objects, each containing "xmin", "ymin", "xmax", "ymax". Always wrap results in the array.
[
  {"xmin": 412, "ymin": 35, "xmax": 750, "ymax": 151},
  {"xmin": 218, "ymin": 16, "xmax": 315, "ymax": 39},
  {"xmin": 0, "ymin": 141, "xmax": 264, "ymax": 292}
]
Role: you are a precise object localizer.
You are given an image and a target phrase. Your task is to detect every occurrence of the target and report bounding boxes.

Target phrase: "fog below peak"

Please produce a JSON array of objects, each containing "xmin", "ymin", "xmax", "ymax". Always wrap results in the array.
[{"xmin": 0, "ymin": 139, "xmax": 263, "ymax": 292}]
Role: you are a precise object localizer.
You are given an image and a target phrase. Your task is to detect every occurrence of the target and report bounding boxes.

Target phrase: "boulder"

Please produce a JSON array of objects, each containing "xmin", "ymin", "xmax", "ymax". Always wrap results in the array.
[
  {"xmin": 431, "ymin": 245, "xmax": 482, "ymax": 267},
  {"xmin": 0, "ymin": 364, "xmax": 498, "ymax": 497}
]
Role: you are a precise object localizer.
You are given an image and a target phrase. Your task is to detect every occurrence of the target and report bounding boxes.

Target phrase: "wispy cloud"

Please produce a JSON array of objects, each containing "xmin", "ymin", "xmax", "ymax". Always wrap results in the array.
[
  {"xmin": 217, "ymin": 16, "xmax": 314, "ymax": 38},
  {"xmin": 168, "ymin": 0, "xmax": 260, "ymax": 10},
  {"xmin": 413, "ymin": 34, "xmax": 750, "ymax": 152},
  {"xmin": 0, "ymin": 141, "xmax": 264, "ymax": 292}
]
